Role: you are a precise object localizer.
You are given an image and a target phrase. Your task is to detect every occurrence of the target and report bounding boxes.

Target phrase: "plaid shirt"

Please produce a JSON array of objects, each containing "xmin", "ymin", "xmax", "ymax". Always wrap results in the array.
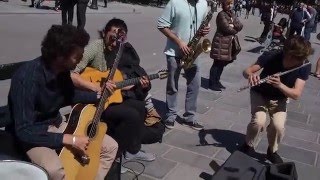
[{"xmin": 74, "ymin": 39, "xmax": 109, "ymax": 73}]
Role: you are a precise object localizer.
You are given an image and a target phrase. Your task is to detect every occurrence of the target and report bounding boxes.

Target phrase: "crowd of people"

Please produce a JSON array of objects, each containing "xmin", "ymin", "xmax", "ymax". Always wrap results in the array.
[{"xmin": 1, "ymin": 0, "xmax": 319, "ymax": 179}]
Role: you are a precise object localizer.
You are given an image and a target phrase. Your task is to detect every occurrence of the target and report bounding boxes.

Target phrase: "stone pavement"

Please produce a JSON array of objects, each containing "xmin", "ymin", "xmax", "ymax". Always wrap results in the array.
[{"xmin": 0, "ymin": 1, "xmax": 320, "ymax": 180}]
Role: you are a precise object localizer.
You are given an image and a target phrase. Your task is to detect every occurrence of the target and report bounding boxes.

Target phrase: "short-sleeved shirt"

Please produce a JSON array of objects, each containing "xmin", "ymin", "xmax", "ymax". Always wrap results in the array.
[
  {"xmin": 157, "ymin": 0, "xmax": 208, "ymax": 57},
  {"xmin": 252, "ymin": 51, "xmax": 311, "ymax": 99}
]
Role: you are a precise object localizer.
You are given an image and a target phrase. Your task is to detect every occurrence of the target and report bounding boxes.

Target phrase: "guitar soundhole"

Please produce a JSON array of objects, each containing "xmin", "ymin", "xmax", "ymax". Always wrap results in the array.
[{"xmin": 87, "ymin": 123, "xmax": 97, "ymax": 138}]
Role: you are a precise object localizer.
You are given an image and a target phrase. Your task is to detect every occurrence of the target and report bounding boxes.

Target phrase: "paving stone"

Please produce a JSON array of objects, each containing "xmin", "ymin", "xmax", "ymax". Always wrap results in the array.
[
  {"xmin": 198, "ymin": 108, "xmax": 235, "ymax": 129},
  {"xmin": 230, "ymin": 123, "xmax": 247, "ymax": 134},
  {"xmin": 217, "ymin": 93, "xmax": 250, "ymax": 109},
  {"xmin": 285, "ymin": 126, "xmax": 318, "ymax": 143},
  {"xmin": 282, "ymin": 136, "xmax": 320, "ymax": 153},
  {"xmin": 163, "ymin": 130, "xmax": 219, "ymax": 157},
  {"xmin": 122, "ymin": 157, "xmax": 177, "ymax": 179},
  {"xmin": 286, "ymin": 120, "xmax": 320, "ymax": 134},
  {"xmin": 228, "ymin": 109, "xmax": 251, "ymax": 124},
  {"xmin": 282, "ymin": 158, "xmax": 320, "ymax": 180},
  {"xmin": 199, "ymin": 115, "xmax": 234, "ymax": 130},
  {"xmin": 214, "ymin": 149, "xmax": 231, "ymax": 162},
  {"xmin": 163, "ymin": 148, "xmax": 214, "ymax": 173},
  {"xmin": 141, "ymin": 143, "xmax": 172, "ymax": 157},
  {"xmin": 308, "ymin": 112, "xmax": 320, "ymax": 127},
  {"xmin": 286, "ymin": 102, "xmax": 303, "ymax": 113},
  {"xmin": 198, "ymin": 90, "xmax": 222, "ymax": 102},
  {"xmin": 287, "ymin": 111, "xmax": 309, "ymax": 123},
  {"xmin": 211, "ymin": 103, "xmax": 245, "ymax": 114},
  {"xmin": 164, "ymin": 163, "xmax": 211, "ymax": 180},
  {"xmin": 121, "ymin": 173, "xmax": 156, "ymax": 180},
  {"xmin": 257, "ymin": 139, "xmax": 316, "ymax": 166}
]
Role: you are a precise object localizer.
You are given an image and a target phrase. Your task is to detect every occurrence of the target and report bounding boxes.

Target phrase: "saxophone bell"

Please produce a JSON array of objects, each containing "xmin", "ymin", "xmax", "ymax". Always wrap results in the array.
[{"xmin": 201, "ymin": 38, "xmax": 211, "ymax": 53}]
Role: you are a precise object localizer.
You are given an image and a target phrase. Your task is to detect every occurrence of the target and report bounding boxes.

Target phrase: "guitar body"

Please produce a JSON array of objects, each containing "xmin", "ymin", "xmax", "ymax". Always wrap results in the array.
[
  {"xmin": 59, "ymin": 104, "xmax": 107, "ymax": 180},
  {"xmin": 80, "ymin": 67, "xmax": 124, "ymax": 108}
]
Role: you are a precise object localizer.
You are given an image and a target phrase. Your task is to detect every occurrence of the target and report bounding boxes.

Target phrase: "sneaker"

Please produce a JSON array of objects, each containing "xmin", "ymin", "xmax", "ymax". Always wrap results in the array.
[
  {"xmin": 239, "ymin": 143, "xmax": 255, "ymax": 154},
  {"xmin": 182, "ymin": 121, "xmax": 204, "ymax": 131},
  {"xmin": 124, "ymin": 150, "xmax": 156, "ymax": 162},
  {"xmin": 266, "ymin": 148, "xmax": 283, "ymax": 164},
  {"xmin": 164, "ymin": 121, "xmax": 174, "ymax": 129}
]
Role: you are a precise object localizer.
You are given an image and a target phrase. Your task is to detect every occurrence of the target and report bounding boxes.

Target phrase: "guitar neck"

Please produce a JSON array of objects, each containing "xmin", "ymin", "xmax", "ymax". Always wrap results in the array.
[
  {"xmin": 115, "ymin": 73, "xmax": 159, "ymax": 89},
  {"xmin": 106, "ymin": 42, "xmax": 125, "ymax": 81}
]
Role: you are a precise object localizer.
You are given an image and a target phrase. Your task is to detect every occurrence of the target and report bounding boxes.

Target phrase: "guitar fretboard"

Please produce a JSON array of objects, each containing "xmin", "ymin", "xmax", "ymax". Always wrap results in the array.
[{"xmin": 115, "ymin": 74, "xmax": 159, "ymax": 89}]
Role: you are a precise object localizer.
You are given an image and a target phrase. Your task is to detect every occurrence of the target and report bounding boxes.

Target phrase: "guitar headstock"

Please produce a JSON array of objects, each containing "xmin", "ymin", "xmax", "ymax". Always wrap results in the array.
[{"xmin": 157, "ymin": 69, "xmax": 168, "ymax": 79}]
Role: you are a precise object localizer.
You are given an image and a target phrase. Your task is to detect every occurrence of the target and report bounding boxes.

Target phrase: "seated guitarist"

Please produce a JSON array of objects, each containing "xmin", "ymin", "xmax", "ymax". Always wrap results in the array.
[
  {"xmin": 71, "ymin": 18, "xmax": 156, "ymax": 161},
  {"xmin": 7, "ymin": 25, "xmax": 118, "ymax": 180}
]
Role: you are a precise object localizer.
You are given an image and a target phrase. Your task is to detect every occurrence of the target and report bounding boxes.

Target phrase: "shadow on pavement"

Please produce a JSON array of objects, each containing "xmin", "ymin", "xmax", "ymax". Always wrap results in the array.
[
  {"xmin": 201, "ymin": 77, "xmax": 210, "ymax": 90},
  {"xmin": 197, "ymin": 129, "xmax": 267, "ymax": 164},
  {"xmin": 199, "ymin": 171, "xmax": 213, "ymax": 180},
  {"xmin": 247, "ymin": 46, "xmax": 264, "ymax": 54},
  {"xmin": 198, "ymin": 129, "xmax": 245, "ymax": 153}
]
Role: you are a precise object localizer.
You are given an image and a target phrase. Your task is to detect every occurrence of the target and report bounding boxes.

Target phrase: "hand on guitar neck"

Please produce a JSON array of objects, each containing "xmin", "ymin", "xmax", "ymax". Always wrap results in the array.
[
  {"xmin": 98, "ymin": 76, "xmax": 150, "ymax": 93},
  {"xmin": 97, "ymin": 80, "xmax": 116, "ymax": 98}
]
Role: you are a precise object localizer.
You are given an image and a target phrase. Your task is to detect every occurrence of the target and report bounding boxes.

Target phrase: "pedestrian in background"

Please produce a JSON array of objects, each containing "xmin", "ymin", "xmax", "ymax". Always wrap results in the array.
[
  {"xmin": 60, "ymin": 0, "xmax": 75, "ymax": 25},
  {"xmin": 209, "ymin": 0, "xmax": 243, "ymax": 91},
  {"xmin": 76, "ymin": 0, "xmax": 89, "ymax": 29}
]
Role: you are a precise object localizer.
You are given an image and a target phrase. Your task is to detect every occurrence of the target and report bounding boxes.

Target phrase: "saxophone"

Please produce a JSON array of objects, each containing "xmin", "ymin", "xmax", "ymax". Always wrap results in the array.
[{"xmin": 180, "ymin": 0, "xmax": 215, "ymax": 70}]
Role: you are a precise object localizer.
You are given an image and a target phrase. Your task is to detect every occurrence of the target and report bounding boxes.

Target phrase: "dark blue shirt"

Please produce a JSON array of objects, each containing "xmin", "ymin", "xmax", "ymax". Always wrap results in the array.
[
  {"xmin": 8, "ymin": 57, "xmax": 98, "ymax": 150},
  {"xmin": 252, "ymin": 51, "xmax": 311, "ymax": 99}
]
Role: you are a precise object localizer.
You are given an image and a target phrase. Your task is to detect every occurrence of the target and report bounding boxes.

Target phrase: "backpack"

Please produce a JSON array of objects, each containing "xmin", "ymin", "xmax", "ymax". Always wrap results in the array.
[{"xmin": 141, "ymin": 121, "xmax": 165, "ymax": 144}]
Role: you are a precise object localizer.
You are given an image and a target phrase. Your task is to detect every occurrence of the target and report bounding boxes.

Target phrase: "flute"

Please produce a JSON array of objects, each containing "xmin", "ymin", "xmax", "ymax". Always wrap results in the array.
[{"xmin": 237, "ymin": 62, "xmax": 311, "ymax": 92}]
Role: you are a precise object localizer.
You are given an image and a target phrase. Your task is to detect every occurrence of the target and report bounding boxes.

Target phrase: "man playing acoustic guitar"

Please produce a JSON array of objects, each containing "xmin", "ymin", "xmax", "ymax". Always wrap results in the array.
[
  {"xmin": 71, "ymin": 18, "xmax": 158, "ymax": 161},
  {"xmin": 7, "ymin": 25, "xmax": 118, "ymax": 180}
]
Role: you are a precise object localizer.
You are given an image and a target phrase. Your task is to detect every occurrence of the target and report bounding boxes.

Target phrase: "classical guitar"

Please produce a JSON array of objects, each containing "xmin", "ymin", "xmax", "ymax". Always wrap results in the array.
[
  {"xmin": 79, "ymin": 67, "xmax": 168, "ymax": 108},
  {"xmin": 59, "ymin": 30, "xmax": 127, "ymax": 180}
]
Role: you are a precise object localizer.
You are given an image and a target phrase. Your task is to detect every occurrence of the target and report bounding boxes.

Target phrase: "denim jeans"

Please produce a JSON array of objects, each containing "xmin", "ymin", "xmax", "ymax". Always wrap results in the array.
[
  {"xmin": 304, "ymin": 27, "xmax": 313, "ymax": 41},
  {"xmin": 145, "ymin": 93, "xmax": 154, "ymax": 112},
  {"xmin": 165, "ymin": 55, "xmax": 200, "ymax": 123}
]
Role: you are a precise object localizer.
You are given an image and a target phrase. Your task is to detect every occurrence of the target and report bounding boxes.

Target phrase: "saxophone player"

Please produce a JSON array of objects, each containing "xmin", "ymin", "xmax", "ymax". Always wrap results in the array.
[
  {"xmin": 157, "ymin": 0, "xmax": 210, "ymax": 130},
  {"xmin": 240, "ymin": 36, "xmax": 312, "ymax": 164}
]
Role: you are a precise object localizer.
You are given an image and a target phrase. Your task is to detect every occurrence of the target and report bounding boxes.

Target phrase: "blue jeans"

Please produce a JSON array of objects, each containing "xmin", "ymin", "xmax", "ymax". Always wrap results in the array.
[
  {"xmin": 165, "ymin": 55, "xmax": 200, "ymax": 123},
  {"xmin": 304, "ymin": 27, "xmax": 313, "ymax": 41}
]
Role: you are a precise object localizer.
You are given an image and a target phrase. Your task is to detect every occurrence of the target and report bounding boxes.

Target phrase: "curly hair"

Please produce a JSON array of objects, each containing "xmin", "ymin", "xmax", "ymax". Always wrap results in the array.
[
  {"xmin": 41, "ymin": 25, "xmax": 90, "ymax": 64},
  {"xmin": 283, "ymin": 35, "xmax": 312, "ymax": 62}
]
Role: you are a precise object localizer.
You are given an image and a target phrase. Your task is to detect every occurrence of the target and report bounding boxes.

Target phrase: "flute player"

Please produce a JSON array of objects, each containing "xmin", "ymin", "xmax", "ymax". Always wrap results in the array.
[{"xmin": 239, "ymin": 35, "xmax": 312, "ymax": 164}]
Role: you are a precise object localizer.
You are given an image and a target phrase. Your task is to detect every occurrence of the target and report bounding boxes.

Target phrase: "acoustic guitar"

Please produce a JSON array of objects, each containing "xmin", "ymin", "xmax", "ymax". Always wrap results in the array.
[
  {"xmin": 59, "ymin": 68, "xmax": 167, "ymax": 180},
  {"xmin": 59, "ymin": 32, "xmax": 127, "ymax": 180}
]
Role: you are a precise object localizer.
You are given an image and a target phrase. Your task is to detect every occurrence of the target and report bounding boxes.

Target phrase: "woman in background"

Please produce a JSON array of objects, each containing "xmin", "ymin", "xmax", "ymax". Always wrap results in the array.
[{"xmin": 209, "ymin": 0, "xmax": 243, "ymax": 91}]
